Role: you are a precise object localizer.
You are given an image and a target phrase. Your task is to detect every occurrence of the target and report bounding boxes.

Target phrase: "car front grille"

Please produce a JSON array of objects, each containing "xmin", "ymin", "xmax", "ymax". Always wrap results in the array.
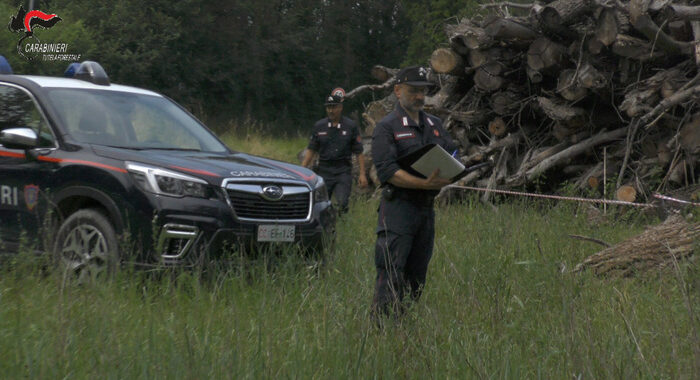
[{"xmin": 225, "ymin": 183, "xmax": 311, "ymax": 221}]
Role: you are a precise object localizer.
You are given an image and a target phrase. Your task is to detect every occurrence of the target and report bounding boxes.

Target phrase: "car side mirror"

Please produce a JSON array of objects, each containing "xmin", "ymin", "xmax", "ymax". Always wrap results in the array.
[{"xmin": 0, "ymin": 127, "xmax": 38, "ymax": 150}]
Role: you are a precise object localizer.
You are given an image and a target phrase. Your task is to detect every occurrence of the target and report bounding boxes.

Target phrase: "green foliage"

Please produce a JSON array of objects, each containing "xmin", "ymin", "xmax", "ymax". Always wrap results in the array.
[
  {"xmin": 1, "ymin": 0, "xmax": 411, "ymax": 134},
  {"xmin": 0, "ymin": 0, "xmax": 489, "ymax": 134},
  {"xmin": 401, "ymin": 0, "xmax": 479, "ymax": 65}
]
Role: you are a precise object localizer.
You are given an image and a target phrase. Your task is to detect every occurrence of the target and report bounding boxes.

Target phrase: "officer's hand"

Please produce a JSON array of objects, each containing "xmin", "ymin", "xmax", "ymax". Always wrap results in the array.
[
  {"xmin": 359, "ymin": 174, "xmax": 368, "ymax": 188},
  {"xmin": 424, "ymin": 169, "xmax": 452, "ymax": 190}
]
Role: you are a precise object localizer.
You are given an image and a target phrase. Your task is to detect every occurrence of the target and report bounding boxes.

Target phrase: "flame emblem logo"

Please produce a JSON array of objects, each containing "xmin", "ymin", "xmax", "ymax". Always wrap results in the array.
[{"xmin": 7, "ymin": 6, "xmax": 62, "ymax": 60}]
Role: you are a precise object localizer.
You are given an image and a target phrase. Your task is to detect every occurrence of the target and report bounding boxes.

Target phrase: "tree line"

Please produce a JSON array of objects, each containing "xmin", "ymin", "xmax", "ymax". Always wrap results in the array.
[{"xmin": 1, "ymin": 0, "xmax": 477, "ymax": 134}]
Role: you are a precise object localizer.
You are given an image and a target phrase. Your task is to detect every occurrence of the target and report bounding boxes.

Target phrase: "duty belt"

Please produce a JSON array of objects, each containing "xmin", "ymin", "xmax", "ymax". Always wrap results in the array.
[
  {"xmin": 394, "ymin": 189, "xmax": 435, "ymax": 207},
  {"xmin": 318, "ymin": 159, "xmax": 351, "ymax": 168}
]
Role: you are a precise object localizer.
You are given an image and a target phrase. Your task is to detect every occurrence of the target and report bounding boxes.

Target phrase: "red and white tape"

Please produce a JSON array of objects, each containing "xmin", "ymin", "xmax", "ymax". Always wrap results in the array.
[
  {"xmin": 653, "ymin": 193, "xmax": 700, "ymax": 207},
  {"xmin": 446, "ymin": 184, "xmax": 658, "ymax": 207}
]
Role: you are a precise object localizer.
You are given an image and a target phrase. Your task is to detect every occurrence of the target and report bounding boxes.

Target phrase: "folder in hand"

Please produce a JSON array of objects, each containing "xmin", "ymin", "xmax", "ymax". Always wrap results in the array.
[{"xmin": 397, "ymin": 144, "xmax": 468, "ymax": 182}]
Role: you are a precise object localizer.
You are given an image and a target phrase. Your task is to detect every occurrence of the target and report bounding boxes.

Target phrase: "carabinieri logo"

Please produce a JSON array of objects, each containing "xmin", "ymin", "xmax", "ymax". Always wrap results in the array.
[{"xmin": 7, "ymin": 6, "xmax": 80, "ymax": 61}]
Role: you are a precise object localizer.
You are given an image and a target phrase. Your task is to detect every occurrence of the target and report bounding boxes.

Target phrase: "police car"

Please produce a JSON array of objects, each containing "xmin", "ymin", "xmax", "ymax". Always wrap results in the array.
[{"xmin": 0, "ymin": 57, "xmax": 335, "ymax": 275}]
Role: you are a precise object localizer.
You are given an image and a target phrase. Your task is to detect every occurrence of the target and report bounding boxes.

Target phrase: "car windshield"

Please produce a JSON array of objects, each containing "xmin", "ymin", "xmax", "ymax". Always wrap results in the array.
[{"xmin": 46, "ymin": 89, "xmax": 228, "ymax": 152}]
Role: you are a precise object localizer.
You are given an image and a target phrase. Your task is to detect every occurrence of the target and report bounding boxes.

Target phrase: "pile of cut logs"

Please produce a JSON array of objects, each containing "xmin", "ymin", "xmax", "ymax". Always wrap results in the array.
[{"xmin": 348, "ymin": 0, "xmax": 700, "ymax": 202}]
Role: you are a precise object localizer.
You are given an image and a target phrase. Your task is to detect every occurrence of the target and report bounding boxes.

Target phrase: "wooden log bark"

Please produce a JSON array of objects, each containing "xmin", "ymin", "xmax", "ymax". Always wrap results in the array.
[
  {"xmin": 630, "ymin": 4, "xmax": 693, "ymax": 56},
  {"xmin": 692, "ymin": 21, "xmax": 700, "ymax": 65},
  {"xmin": 537, "ymin": 97, "xmax": 585, "ymax": 121},
  {"xmin": 619, "ymin": 62, "xmax": 692, "ymax": 118},
  {"xmin": 469, "ymin": 47, "xmax": 519, "ymax": 68},
  {"xmin": 362, "ymin": 95, "xmax": 395, "ymax": 136},
  {"xmin": 526, "ymin": 66, "xmax": 543, "ymax": 83},
  {"xmin": 474, "ymin": 62, "xmax": 504, "ymax": 92},
  {"xmin": 557, "ymin": 69, "xmax": 588, "ymax": 101},
  {"xmin": 490, "ymin": 91, "xmax": 521, "ymax": 115},
  {"xmin": 465, "ymin": 132, "xmax": 522, "ymax": 164},
  {"xmin": 680, "ymin": 115, "xmax": 700, "ymax": 155},
  {"xmin": 667, "ymin": 20, "xmax": 691, "ymax": 42},
  {"xmin": 611, "ymin": 34, "xmax": 664, "ymax": 60},
  {"xmin": 424, "ymin": 76, "xmax": 460, "ymax": 114},
  {"xmin": 370, "ymin": 65, "xmax": 398, "ymax": 83},
  {"xmin": 346, "ymin": 78, "xmax": 396, "ymax": 100},
  {"xmin": 539, "ymin": 0, "xmax": 596, "ymax": 26},
  {"xmin": 483, "ymin": 16, "xmax": 538, "ymax": 41},
  {"xmin": 594, "ymin": 8, "xmax": 618, "ymax": 47},
  {"xmin": 507, "ymin": 127, "xmax": 629, "ymax": 185},
  {"xmin": 577, "ymin": 62, "xmax": 607, "ymax": 89},
  {"xmin": 574, "ymin": 215, "xmax": 700, "ymax": 276},
  {"xmin": 665, "ymin": 4, "xmax": 700, "ymax": 21},
  {"xmin": 668, "ymin": 159, "xmax": 691, "ymax": 185},
  {"xmin": 527, "ymin": 37, "xmax": 566, "ymax": 71},
  {"xmin": 446, "ymin": 23, "xmax": 493, "ymax": 53}
]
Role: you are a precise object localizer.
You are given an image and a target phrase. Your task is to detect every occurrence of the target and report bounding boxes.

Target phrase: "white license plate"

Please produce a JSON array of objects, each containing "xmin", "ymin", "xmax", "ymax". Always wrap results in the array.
[{"xmin": 257, "ymin": 225, "xmax": 295, "ymax": 242}]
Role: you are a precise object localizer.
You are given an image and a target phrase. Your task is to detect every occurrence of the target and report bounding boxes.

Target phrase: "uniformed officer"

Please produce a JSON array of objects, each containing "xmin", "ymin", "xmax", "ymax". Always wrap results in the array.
[
  {"xmin": 370, "ymin": 66, "xmax": 458, "ymax": 319},
  {"xmin": 302, "ymin": 88, "xmax": 368, "ymax": 214}
]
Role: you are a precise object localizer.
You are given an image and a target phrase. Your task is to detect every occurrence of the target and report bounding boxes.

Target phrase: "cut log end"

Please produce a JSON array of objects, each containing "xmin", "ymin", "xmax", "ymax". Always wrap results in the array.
[
  {"xmin": 430, "ymin": 48, "xmax": 465, "ymax": 75},
  {"xmin": 488, "ymin": 117, "xmax": 507, "ymax": 137},
  {"xmin": 588, "ymin": 176, "xmax": 600, "ymax": 189},
  {"xmin": 615, "ymin": 185, "xmax": 637, "ymax": 202}
]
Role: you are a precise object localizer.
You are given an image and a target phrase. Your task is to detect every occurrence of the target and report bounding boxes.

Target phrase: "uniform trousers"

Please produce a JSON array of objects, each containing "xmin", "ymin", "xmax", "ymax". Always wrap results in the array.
[
  {"xmin": 318, "ymin": 169, "xmax": 352, "ymax": 214},
  {"xmin": 372, "ymin": 196, "xmax": 435, "ymax": 317}
]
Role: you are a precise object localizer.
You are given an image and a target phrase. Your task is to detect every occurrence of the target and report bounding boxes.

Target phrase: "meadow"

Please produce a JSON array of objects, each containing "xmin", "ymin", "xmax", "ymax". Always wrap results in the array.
[{"xmin": 0, "ymin": 133, "xmax": 698, "ymax": 379}]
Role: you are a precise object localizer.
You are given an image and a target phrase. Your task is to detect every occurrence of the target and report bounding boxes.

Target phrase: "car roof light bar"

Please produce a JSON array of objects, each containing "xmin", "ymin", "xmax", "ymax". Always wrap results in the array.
[
  {"xmin": 73, "ymin": 61, "xmax": 110, "ymax": 86},
  {"xmin": 63, "ymin": 62, "xmax": 80, "ymax": 77},
  {"xmin": 0, "ymin": 56, "xmax": 13, "ymax": 75}
]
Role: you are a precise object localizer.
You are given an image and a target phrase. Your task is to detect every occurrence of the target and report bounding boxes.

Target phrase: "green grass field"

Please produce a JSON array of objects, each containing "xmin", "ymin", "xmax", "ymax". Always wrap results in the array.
[
  {"xmin": 1, "ymin": 133, "xmax": 698, "ymax": 378},
  {"xmin": 1, "ymin": 198, "xmax": 698, "ymax": 378}
]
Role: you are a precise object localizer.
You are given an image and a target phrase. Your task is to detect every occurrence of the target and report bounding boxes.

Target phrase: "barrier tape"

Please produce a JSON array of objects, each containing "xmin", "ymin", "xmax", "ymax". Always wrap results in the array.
[
  {"xmin": 653, "ymin": 193, "xmax": 700, "ymax": 207},
  {"xmin": 446, "ymin": 184, "xmax": 656, "ymax": 208}
]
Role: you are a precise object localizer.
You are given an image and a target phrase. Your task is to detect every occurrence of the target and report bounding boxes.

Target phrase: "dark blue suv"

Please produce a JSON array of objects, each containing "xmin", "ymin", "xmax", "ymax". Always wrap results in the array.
[{"xmin": 0, "ymin": 59, "xmax": 335, "ymax": 277}]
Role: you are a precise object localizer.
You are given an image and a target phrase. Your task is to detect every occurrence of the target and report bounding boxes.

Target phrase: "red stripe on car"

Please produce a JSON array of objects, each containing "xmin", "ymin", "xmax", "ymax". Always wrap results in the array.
[{"xmin": 171, "ymin": 165, "xmax": 219, "ymax": 177}]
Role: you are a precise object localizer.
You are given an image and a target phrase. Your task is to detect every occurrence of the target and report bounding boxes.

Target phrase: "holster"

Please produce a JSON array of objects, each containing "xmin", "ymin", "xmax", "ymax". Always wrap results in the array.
[{"xmin": 382, "ymin": 184, "xmax": 395, "ymax": 201}]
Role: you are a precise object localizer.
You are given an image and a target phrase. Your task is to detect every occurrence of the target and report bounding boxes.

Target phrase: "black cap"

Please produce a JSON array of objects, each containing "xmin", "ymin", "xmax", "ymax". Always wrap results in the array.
[
  {"xmin": 395, "ymin": 66, "xmax": 432, "ymax": 86},
  {"xmin": 324, "ymin": 87, "xmax": 345, "ymax": 105}
]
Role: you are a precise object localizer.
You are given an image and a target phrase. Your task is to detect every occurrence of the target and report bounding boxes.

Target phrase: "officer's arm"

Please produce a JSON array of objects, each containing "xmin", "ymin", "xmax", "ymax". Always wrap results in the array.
[
  {"xmin": 388, "ymin": 169, "xmax": 452, "ymax": 190},
  {"xmin": 351, "ymin": 125, "xmax": 367, "ymax": 184},
  {"xmin": 303, "ymin": 129, "xmax": 321, "ymax": 169},
  {"xmin": 301, "ymin": 149, "xmax": 317, "ymax": 169},
  {"xmin": 373, "ymin": 121, "xmax": 451, "ymax": 190}
]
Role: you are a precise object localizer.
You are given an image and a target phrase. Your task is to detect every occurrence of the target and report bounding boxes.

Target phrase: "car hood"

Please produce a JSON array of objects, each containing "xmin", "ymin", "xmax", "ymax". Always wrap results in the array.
[{"xmin": 90, "ymin": 146, "xmax": 317, "ymax": 186}]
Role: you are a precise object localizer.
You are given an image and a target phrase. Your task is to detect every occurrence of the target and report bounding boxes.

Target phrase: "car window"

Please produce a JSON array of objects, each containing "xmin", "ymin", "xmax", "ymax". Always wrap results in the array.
[
  {"xmin": 0, "ymin": 84, "xmax": 55, "ymax": 147},
  {"xmin": 48, "ymin": 92, "xmax": 124, "ymax": 145},
  {"xmin": 129, "ymin": 100, "xmax": 203, "ymax": 150},
  {"xmin": 46, "ymin": 89, "xmax": 228, "ymax": 152}
]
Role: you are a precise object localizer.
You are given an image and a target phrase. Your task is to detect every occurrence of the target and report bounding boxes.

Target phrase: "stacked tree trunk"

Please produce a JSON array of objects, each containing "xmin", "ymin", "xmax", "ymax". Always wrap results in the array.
[
  {"xmin": 348, "ymin": 0, "xmax": 700, "ymax": 201},
  {"xmin": 573, "ymin": 214, "xmax": 699, "ymax": 276}
]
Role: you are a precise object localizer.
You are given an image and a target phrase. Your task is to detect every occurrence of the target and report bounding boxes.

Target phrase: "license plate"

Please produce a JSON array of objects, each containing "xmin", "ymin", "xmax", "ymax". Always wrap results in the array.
[{"xmin": 257, "ymin": 225, "xmax": 295, "ymax": 242}]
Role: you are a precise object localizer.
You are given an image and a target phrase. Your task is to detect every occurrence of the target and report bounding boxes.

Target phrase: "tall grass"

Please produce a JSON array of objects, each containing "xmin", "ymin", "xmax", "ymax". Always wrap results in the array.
[
  {"xmin": 215, "ymin": 118, "xmax": 308, "ymax": 163},
  {"xmin": 1, "ymin": 197, "xmax": 698, "ymax": 378}
]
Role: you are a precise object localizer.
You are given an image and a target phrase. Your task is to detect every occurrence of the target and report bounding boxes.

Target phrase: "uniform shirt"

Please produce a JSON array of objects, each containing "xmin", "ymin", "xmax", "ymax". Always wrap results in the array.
[
  {"xmin": 308, "ymin": 116, "xmax": 363, "ymax": 174},
  {"xmin": 372, "ymin": 105, "xmax": 457, "ymax": 198}
]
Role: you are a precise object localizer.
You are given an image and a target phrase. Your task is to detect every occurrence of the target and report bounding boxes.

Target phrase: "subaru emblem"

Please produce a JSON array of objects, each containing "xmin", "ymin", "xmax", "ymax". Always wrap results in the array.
[{"xmin": 261, "ymin": 185, "xmax": 284, "ymax": 201}]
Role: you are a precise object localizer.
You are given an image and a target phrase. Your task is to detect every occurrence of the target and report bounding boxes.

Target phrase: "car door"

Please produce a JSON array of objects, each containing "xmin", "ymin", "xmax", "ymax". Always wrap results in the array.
[{"xmin": 0, "ymin": 83, "xmax": 57, "ymax": 249}]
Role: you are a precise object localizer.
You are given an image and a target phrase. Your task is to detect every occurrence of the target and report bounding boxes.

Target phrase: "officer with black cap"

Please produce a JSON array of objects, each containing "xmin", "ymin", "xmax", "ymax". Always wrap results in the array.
[
  {"xmin": 370, "ymin": 66, "xmax": 458, "ymax": 320},
  {"xmin": 302, "ymin": 88, "xmax": 368, "ymax": 214}
]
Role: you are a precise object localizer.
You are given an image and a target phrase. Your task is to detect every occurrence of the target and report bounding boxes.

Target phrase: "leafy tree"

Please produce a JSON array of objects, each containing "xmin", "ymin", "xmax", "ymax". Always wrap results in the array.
[{"xmin": 401, "ymin": 0, "xmax": 478, "ymax": 65}]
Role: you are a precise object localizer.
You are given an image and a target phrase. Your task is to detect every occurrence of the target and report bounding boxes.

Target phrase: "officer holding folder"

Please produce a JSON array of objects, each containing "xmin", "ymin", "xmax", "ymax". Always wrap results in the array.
[{"xmin": 370, "ymin": 66, "xmax": 458, "ymax": 321}]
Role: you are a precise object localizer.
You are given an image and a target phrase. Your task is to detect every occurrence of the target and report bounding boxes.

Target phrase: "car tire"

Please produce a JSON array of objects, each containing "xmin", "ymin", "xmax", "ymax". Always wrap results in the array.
[{"xmin": 53, "ymin": 208, "xmax": 119, "ymax": 281}]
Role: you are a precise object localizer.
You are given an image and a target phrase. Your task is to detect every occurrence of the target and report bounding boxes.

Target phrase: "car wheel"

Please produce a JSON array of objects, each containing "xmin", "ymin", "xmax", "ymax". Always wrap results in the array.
[{"xmin": 53, "ymin": 208, "xmax": 119, "ymax": 281}]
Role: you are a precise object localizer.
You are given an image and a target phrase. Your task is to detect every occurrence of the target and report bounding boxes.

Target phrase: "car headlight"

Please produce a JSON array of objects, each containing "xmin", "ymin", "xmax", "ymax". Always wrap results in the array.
[
  {"xmin": 126, "ymin": 162, "xmax": 211, "ymax": 198},
  {"xmin": 312, "ymin": 177, "xmax": 328, "ymax": 203}
]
